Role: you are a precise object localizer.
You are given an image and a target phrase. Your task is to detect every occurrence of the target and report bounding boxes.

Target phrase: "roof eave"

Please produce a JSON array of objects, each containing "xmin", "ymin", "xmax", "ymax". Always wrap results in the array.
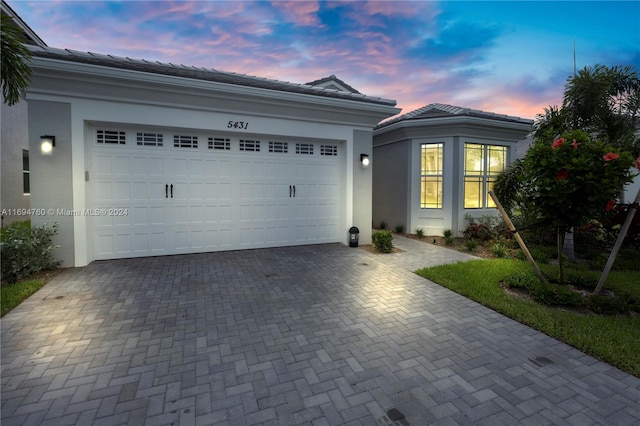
[
  {"xmin": 28, "ymin": 55, "xmax": 401, "ymax": 121},
  {"xmin": 28, "ymin": 46, "xmax": 397, "ymax": 108},
  {"xmin": 374, "ymin": 115, "xmax": 533, "ymax": 136},
  {"xmin": 1, "ymin": 1, "xmax": 47, "ymax": 46}
]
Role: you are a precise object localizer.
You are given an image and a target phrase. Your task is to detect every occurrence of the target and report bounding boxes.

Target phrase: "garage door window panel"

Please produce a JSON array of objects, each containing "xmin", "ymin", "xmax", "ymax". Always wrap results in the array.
[
  {"xmin": 320, "ymin": 144, "xmax": 338, "ymax": 156},
  {"xmin": 269, "ymin": 141, "xmax": 288, "ymax": 153},
  {"xmin": 174, "ymin": 135, "xmax": 198, "ymax": 148},
  {"xmin": 97, "ymin": 130, "xmax": 126, "ymax": 144},
  {"xmin": 240, "ymin": 140, "xmax": 260, "ymax": 152},
  {"xmin": 209, "ymin": 137, "xmax": 230, "ymax": 150},
  {"xmin": 137, "ymin": 132, "xmax": 163, "ymax": 147}
]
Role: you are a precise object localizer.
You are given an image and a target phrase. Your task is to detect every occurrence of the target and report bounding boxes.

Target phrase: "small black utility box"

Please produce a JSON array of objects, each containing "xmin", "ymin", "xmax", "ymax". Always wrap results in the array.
[{"xmin": 348, "ymin": 226, "xmax": 360, "ymax": 247}]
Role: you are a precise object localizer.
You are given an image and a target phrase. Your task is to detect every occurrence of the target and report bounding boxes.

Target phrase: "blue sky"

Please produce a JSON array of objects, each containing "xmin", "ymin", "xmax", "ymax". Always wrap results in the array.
[{"xmin": 8, "ymin": 0, "xmax": 640, "ymax": 119}]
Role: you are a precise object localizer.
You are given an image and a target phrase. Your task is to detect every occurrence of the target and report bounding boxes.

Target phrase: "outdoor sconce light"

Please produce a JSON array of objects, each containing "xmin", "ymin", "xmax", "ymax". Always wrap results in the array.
[
  {"xmin": 360, "ymin": 154, "xmax": 370, "ymax": 168},
  {"xmin": 40, "ymin": 135, "xmax": 55, "ymax": 155}
]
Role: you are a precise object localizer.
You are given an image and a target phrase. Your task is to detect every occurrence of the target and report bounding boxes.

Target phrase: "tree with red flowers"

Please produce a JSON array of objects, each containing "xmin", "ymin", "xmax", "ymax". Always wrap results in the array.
[{"xmin": 521, "ymin": 130, "xmax": 635, "ymax": 282}]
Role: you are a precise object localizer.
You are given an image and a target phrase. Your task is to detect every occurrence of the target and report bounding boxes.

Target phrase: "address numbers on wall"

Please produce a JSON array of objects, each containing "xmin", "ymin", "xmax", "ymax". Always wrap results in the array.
[{"xmin": 227, "ymin": 121, "xmax": 249, "ymax": 130}]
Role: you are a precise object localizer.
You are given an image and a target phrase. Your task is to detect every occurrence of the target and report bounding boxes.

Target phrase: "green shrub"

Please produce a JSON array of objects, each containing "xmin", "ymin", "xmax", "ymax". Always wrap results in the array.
[
  {"xmin": 372, "ymin": 230, "xmax": 393, "ymax": 253},
  {"xmin": 509, "ymin": 271, "xmax": 579, "ymax": 307},
  {"xmin": 444, "ymin": 236, "xmax": 454, "ymax": 246},
  {"xmin": 378, "ymin": 221, "xmax": 387, "ymax": 230},
  {"xmin": 463, "ymin": 222, "xmax": 493, "ymax": 241},
  {"xmin": 465, "ymin": 239, "xmax": 478, "ymax": 251},
  {"xmin": 491, "ymin": 239, "xmax": 510, "ymax": 258},
  {"xmin": 586, "ymin": 294, "xmax": 633, "ymax": 316},
  {"xmin": 0, "ymin": 222, "xmax": 61, "ymax": 283},
  {"xmin": 1, "ymin": 220, "xmax": 30, "ymax": 241},
  {"xmin": 504, "ymin": 271, "xmax": 538, "ymax": 291},
  {"xmin": 443, "ymin": 229, "xmax": 452, "ymax": 238},
  {"xmin": 395, "ymin": 224, "xmax": 404, "ymax": 234},
  {"xmin": 530, "ymin": 282, "xmax": 583, "ymax": 307},
  {"xmin": 562, "ymin": 269, "xmax": 598, "ymax": 291},
  {"xmin": 415, "ymin": 228, "xmax": 424, "ymax": 239}
]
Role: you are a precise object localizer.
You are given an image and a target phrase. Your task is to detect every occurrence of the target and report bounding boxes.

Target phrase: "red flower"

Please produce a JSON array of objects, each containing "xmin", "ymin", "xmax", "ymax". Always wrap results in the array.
[
  {"xmin": 571, "ymin": 139, "xmax": 578, "ymax": 149},
  {"xmin": 552, "ymin": 138, "xmax": 565, "ymax": 149},
  {"xmin": 603, "ymin": 152, "xmax": 620, "ymax": 161},
  {"xmin": 556, "ymin": 169, "xmax": 569, "ymax": 180},
  {"xmin": 606, "ymin": 200, "xmax": 615, "ymax": 212}
]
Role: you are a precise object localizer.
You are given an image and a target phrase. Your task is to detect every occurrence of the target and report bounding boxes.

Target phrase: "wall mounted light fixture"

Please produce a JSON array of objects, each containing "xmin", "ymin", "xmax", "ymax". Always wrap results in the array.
[
  {"xmin": 40, "ymin": 135, "xmax": 56, "ymax": 155},
  {"xmin": 360, "ymin": 154, "xmax": 370, "ymax": 168}
]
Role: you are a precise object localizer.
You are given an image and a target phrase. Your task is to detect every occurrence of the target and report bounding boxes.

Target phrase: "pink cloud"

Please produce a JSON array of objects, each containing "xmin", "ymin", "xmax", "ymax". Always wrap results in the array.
[
  {"xmin": 11, "ymin": 0, "xmax": 584, "ymax": 121},
  {"xmin": 270, "ymin": 1, "xmax": 322, "ymax": 27}
]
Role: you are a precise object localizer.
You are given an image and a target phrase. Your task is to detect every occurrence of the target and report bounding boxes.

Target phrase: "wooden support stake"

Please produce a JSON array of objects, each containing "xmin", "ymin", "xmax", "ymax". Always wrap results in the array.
[
  {"xmin": 488, "ymin": 191, "xmax": 546, "ymax": 284},
  {"xmin": 595, "ymin": 187, "xmax": 640, "ymax": 294}
]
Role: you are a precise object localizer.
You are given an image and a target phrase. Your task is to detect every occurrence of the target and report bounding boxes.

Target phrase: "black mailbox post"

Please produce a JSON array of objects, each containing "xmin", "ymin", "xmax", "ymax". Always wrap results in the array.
[{"xmin": 348, "ymin": 226, "xmax": 360, "ymax": 247}]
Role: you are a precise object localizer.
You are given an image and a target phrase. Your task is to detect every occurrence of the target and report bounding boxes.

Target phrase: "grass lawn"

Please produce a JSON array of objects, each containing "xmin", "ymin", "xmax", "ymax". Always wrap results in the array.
[
  {"xmin": 416, "ymin": 259, "xmax": 640, "ymax": 378},
  {"xmin": 1, "ymin": 278, "xmax": 48, "ymax": 317}
]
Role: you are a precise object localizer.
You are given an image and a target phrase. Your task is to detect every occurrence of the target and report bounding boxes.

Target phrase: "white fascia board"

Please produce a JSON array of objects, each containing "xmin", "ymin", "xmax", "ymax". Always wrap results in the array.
[
  {"xmin": 29, "ymin": 57, "xmax": 399, "ymax": 120},
  {"xmin": 374, "ymin": 116, "xmax": 533, "ymax": 136}
]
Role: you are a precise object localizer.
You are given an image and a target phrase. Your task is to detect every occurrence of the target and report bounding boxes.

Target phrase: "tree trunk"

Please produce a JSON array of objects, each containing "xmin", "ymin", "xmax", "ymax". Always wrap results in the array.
[
  {"xmin": 557, "ymin": 227, "xmax": 566, "ymax": 284},
  {"xmin": 563, "ymin": 228, "xmax": 576, "ymax": 262}
]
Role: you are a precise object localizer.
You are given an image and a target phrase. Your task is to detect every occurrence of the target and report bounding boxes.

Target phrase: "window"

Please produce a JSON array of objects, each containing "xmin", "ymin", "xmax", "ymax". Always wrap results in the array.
[
  {"xmin": 320, "ymin": 145, "xmax": 338, "ymax": 156},
  {"xmin": 97, "ymin": 130, "xmax": 126, "ymax": 144},
  {"xmin": 464, "ymin": 143, "xmax": 507, "ymax": 208},
  {"xmin": 209, "ymin": 137, "xmax": 231, "ymax": 150},
  {"xmin": 420, "ymin": 143, "xmax": 443, "ymax": 208},
  {"xmin": 269, "ymin": 141, "xmax": 288, "ymax": 153},
  {"xmin": 137, "ymin": 132, "xmax": 163, "ymax": 146},
  {"xmin": 295, "ymin": 143, "xmax": 314, "ymax": 155},
  {"xmin": 239, "ymin": 139, "xmax": 260, "ymax": 152},
  {"xmin": 23, "ymin": 150, "xmax": 30, "ymax": 195},
  {"xmin": 174, "ymin": 135, "xmax": 198, "ymax": 148}
]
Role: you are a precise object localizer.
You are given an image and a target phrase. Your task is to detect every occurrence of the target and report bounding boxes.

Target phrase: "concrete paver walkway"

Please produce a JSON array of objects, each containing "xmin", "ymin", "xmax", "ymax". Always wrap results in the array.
[{"xmin": 2, "ymin": 236, "xmax": 639, "ymax": 425}]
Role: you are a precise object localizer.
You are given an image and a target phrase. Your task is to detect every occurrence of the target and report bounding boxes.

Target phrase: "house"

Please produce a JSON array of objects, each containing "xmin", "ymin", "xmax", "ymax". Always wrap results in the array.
[
  {"xmin": 372, "ymin": 103, "xmax": 533, "ymax": 236},
  {"xmin": 24, "ymin": 46, "xmax": 400, "ymax": 267},
  {"xmin": 0, "ymin": 0, "xmax": 47, "ymax": 226}
]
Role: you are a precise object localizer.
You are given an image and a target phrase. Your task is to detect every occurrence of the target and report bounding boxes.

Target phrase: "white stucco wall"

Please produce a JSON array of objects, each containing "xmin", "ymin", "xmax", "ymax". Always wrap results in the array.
[
  {"xmin": 372, "ymin": 139, "xmax": 410, "ymax": 231},
  {"xmin": 28, "ymin": 100, "xmax": 75, "ymax": 266},
  {"xmin": 1, "ymin": 100, "xmax": 31, "ymax": 226},
  {"xmin": 25, "ymin": 57, "xmax": 398, "ymax": 266}
]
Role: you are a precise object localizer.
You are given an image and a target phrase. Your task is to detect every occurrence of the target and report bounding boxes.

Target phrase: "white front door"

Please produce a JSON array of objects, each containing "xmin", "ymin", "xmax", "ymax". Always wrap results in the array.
[{"xmin": 89, "ymin": 128, "xmax": 341, "ymax": 260}]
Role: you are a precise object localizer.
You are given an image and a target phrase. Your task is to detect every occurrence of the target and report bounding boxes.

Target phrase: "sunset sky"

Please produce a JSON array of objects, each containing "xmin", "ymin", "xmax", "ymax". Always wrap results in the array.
[{"xmin": 8, "ymin": 1, "xmax": 640, "ymax": 119}]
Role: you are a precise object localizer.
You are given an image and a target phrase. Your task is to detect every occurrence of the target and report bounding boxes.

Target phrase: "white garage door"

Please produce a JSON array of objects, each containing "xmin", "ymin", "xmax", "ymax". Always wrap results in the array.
[{"xmin": 89, "ymin": 127, "xmax": 342, "ymax": 260}]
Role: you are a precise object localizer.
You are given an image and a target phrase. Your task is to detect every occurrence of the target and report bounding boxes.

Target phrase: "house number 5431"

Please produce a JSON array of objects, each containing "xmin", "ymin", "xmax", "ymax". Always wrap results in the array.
[{"xmin": 227, "ymin": 121, "xmax": 249, "ymax": 130}]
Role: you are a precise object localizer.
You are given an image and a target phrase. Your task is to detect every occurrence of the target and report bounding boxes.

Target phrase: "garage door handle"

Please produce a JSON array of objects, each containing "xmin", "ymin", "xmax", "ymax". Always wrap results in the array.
[
  {"xmin": 293, "ymin": 185, "xmax": 296, "ymax": 198},
  {"xmin": 170, "ymin": 184, "xmax": 174, "ymax": 198},
  {"xmin": 289, "ymin": 185, "xmax": 292, "ymax": 198},
  {"xmin": 165, "ymin": 184, "xmax": 168, "ymax": 198}
]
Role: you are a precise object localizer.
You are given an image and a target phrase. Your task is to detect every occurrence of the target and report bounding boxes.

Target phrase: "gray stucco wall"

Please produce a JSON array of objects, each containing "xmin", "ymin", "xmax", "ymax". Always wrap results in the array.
[
  {"xmin": 1, "ymin": 100, "xmax": 30, "ymax": 226},
  {"xmin": 28, "ymin": 100, "xmax": 75, "ymax": 267},
  {"xmin": 372, "ymin": 139, "xmax": 409, "ymax": 231},
  {"xmin": 352, "ymin": 130, "xmax": 374, "ymax": 244}
]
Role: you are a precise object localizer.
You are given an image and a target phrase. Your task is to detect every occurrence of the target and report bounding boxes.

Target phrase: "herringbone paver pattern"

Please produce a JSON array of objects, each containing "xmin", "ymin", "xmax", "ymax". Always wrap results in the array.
[{"xmin": 2, "ymin": 236, "xmax": 639, "ymax": 425}]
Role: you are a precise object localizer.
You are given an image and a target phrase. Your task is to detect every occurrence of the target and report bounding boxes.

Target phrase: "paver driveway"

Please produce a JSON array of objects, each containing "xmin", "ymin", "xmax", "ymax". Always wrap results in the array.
[{"xmin": 2, "ymin": 236, "xmax": 639, "ymax": 426}]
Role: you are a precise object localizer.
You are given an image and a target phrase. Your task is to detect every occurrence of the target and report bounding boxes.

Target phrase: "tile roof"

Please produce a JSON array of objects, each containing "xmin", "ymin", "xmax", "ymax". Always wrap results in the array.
[
  {"xmin": 29, "ymin": 46, "xmax": 396, "ymax": 106},
  {"xmin": 305, "ymin": 74, "xmax": 361, "ymax": 94},
  {"xmin": 376, "ymin": 103, "xmax": 533, "ymax": 129},
  {"xmin": 1, "ymin": 0, "xmax": 47, "ymax": 47}
]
